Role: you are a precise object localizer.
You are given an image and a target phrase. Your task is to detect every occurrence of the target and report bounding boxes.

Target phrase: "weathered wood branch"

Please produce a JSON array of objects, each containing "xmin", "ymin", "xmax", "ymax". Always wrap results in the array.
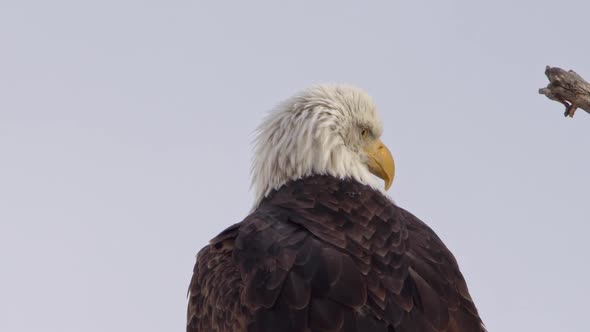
[{"xmin": 539, "ymin": 66, "xmax": 590, "ymax": 117}]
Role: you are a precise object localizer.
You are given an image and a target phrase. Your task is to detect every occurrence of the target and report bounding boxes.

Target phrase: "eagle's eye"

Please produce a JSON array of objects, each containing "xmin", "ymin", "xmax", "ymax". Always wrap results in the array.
[{"xmin": 361, "ymin": 128, "xmax": 369, "ymax": 138}]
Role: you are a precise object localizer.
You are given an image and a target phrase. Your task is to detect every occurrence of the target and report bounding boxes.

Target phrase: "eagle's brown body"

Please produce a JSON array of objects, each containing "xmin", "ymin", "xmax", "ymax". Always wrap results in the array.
[{"xmin": 187, "ymin": 175, "xmax": 485, "ymax": 332}]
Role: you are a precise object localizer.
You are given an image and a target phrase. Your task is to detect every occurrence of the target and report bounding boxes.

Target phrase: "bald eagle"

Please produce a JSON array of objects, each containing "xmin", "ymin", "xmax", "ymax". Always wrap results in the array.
[{"xmin": 187, "ymin": 85, "xmax": 485, "ymax": 332}]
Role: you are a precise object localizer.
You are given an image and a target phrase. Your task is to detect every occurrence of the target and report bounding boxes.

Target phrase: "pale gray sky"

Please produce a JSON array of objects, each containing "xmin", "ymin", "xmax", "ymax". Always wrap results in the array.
[{"xmin": 1, "ymin": 1, "xmax": 589, "ymax": 331}]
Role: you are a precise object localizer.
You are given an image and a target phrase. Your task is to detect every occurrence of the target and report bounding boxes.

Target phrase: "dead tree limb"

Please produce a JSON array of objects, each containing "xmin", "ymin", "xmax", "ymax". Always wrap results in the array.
[{"xmin": 539, "ymin": 66, "xmax": 590, "ymax": 117}]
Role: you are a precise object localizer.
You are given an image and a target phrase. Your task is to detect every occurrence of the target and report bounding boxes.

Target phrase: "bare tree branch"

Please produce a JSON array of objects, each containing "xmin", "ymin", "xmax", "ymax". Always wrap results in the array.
[{"xmin": 539, "ymin": 66, "xmax": 590, "ymax": 117}]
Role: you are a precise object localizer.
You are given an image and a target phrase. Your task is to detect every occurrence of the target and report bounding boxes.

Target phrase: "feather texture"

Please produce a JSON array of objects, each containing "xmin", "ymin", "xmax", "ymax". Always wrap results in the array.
[{"xmin": 187, "ymin": 176, "xmax": 485, "ymax": 332}]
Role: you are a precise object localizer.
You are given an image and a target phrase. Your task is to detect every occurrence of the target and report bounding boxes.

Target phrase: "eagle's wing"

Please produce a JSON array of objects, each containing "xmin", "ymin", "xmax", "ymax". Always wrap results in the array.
[{"xmin": 187, "ymin": 223, "xmax": 248, "ymax": 332}]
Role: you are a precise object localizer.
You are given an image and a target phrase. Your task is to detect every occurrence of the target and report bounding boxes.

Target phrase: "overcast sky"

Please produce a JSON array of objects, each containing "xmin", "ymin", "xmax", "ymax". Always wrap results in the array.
[{"xmin": 1, "ymin": 1, "xmax": 589, "ymax": 331}]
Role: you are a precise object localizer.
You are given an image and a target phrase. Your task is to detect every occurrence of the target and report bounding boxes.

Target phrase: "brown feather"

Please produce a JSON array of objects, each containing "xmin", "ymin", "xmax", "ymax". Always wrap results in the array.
[{"xmin": 187, "ymin": 175, "xmax": 486, "ymax": 332}]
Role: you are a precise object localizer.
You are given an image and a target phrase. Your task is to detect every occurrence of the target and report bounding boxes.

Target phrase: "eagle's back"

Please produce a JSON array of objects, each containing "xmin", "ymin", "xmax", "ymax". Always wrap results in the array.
[{"xmin": 187, "ymin": 175, "xmax": 485, "ymax": 332}]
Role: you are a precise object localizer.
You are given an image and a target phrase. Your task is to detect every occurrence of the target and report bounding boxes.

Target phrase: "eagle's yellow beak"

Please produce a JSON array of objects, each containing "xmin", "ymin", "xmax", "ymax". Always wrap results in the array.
[{"xmin": 365, "ymin": 139, "xmax": 395, "ymax": 190}]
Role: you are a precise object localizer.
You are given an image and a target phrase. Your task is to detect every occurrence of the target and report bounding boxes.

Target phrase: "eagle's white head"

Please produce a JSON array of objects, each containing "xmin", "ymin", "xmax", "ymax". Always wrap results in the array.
[{"xmin": 251, "ymin": 84, "xmax": 395, "ymax": 206}]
